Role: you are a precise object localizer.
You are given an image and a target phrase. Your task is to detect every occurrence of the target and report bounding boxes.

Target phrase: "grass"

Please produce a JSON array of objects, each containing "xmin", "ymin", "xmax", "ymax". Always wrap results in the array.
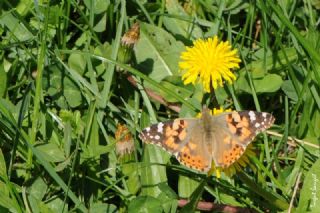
[{"xmin": 1, "ymin": 0, "xmax": 320, "ymax": 212}]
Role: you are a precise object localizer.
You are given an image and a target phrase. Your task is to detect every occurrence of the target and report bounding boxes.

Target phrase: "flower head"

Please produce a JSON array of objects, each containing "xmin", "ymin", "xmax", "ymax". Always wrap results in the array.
[
  {"xmin": 118, "ymin": 22, "xmax": 140, "ymax": 67},
  {"xmin": 179, "ymin": 36, "xmax": 241, "ymax": 93},
  {"xmin": 115, "ymin": 124, "xmax": 135, "ymax": 157},
  {"xmin": 121, "ymin": 22, "xmax": 140, "ymax": 47}
]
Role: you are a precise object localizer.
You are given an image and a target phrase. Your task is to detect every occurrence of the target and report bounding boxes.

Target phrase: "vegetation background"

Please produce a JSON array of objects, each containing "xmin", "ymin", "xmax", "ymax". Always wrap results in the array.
[{"xmin": 1, "ymin": 0, "xmax": 320, "ymax": 212}]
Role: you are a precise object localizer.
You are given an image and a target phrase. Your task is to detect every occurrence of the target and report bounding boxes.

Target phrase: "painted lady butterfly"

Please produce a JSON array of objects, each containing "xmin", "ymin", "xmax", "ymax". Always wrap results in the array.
[{"xmin": 139, "ymin": 108, "xmax": 275, "ymax": 172}]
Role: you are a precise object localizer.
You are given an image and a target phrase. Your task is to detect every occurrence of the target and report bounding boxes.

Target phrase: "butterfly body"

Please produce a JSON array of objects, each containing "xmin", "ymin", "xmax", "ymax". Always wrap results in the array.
[{"xmin": 139, "ymin": 109, "xmax": 275, "ymax": 172}]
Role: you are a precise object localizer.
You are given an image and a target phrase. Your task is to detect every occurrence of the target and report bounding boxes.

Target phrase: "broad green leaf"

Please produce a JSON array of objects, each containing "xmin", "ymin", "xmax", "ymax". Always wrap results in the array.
[
  {"xmin": 46, "ymin": 196, "xmax": 68, "ymax": 213},
  {"xmin": 180, "ymin": 179, "xmax": 206, "ymax": 212},
  {"xmin": 178, "ymin": 176, "xmax": 200, "ymax": 198},
  {"xmin": 135, "ymin": 23, "xmax": 185, "ymax": 82},
  {"xmin": 84, "ymin": 0, "xmax": 110, "ymax": 14},
  {"xmin": 28, "ymin": 194, "xmax": 56, "ymax": 213},
  {"xmin": 119, "ymin": 144, "xmax": 141, "ymax": 195},
  {"xmin": 141, "ymin": 145, "xmax": 168, "ymax": 197},
  {"xmin": 63, "ymin": 77, "xmax": 83, "ymax": 108},
  {"xmin": 0, "ymin": 12, "xmax": 34, "ymax": 41},
  {"xmin": 219, "ymin": 193, "xmax": 243, "ymax": 206},
  {"xmin": 0, "ymin": 188, "xmax": 19, "ymax": 213},
  {"xmin": 247, "ymin": 48, "xmax": 298, "ymax": 78},
  {"xmin": 153, "ymin": 79, "xmax": 193, "ymax": 103},
  {"xmin": 36, "ymin": 143, "xmax": 65, "ymax": 163},
  {"xmin": 125, "ymin": 168, "xmax": 141, "ymax": 195},
  {"xmin": 43, "ymin": 65, "xmax": 83, "ymax": 108},
  {"xmin": 215, "ymin": 86, "xmax": 229, "ymax": 107},
  {"xmin": 163, "ymin": 0, "xmax": 203, "ymax": 39},
  {"xmin": 46, "ymin": 5, "xmax": 63, "ymax": 26},
  {"xmin": 128, "ymin": 196, "xmax": 163, "ymax": 213},
  {"xmin": 82, "ymin": 143, "xmax": 116, "ymax": 160},
  {"xmin": 281, "ymin": 80, "xmax": 298, "ymax": 102},
  {"xmin": 157, "ymin": 182, "xmax": 178, "ymax": 212},
  {"xmin": 89, "ymin": 202, "xmax": 117, "ymax": 213},
  {"xmin": 254, "ymin": 74, "xmax": 283, "ymax": 93},
  {"xmin": 235, "ymin": 73, "xmax": 283, "ymax": 94},
  {"xmin": 68, "ymin": 53, "xmax": 86, "ymax": 75},
  {"xmin": 28, "ymin": 177, "xmax": 48, "ymax": 201},
  {"xmin": 16, "ymin": 0, "xmax": 33, "ymax": 16},
  {"xmin": 93, "ymin": 13, "xmax": 107, "ymax": 32},
  {"xmin": 297, "ymin": 158, "xmax": 320, "ymax": 212}
]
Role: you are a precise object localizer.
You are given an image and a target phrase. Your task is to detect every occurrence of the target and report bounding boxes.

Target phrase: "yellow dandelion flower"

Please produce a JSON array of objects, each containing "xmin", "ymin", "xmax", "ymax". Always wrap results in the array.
[
  {"xmin": 196, "ymin": 107, "xmax": 231, "ymax": 118},
  {"xmin": 198, "ymin": 108, "xmax": 255, "ymax": 178},
  {"xmin": 179, "ymin": 36, "xmax": 241, "ymax": 93}
]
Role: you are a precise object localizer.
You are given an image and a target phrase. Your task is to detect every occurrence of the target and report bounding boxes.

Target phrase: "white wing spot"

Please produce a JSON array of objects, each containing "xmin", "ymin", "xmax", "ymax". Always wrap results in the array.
[
  {"xmin": 232, "ymin": 112, "xmax": 241, "ymax": 122},
  {"xmin": 255, "ymin": 123, "xmax": 261, "ymax": 128},
  {"xmin": 154, "ymin": 135, "xmax": 160, "ymax": 140},
  {"xmin": 248, "ymin": 111, "xmax": 256, "ymax": 121},
  {"xmin": 145, "ymin": 127, "xmax": 151, "ymax": 132},
  {"xmin": 157, "ymin": 122, "xmax": 164, "ymax": 133},
  {"xmin": 149, "ymin": 135, "xmax": 154, "ymax": 139},
  {"xmin": 262, "ymin": 112, "xmax": 267, "ymax": 118}
]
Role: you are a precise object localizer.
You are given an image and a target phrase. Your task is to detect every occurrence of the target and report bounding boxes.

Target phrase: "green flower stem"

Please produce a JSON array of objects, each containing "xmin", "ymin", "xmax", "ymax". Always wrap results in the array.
[{"xmin": 28, "ymin": 6, "xmax": 49, "ymax": 178}]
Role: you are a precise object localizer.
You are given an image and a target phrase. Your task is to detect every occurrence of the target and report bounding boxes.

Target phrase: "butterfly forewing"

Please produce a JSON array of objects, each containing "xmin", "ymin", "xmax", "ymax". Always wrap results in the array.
[
  {"xmin": 139, "ymin": 119, "xmax": 190, "ymax": 154},
  {"xmin": 210, "ymin": 111, "xmax": 275, "ymax": 168}
]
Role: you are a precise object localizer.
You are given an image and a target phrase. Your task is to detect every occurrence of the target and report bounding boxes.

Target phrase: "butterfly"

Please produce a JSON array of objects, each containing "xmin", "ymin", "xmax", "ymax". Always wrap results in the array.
[{"xmin": 139, "ymin": 108, "xmax": 275, "ymax": 172}]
